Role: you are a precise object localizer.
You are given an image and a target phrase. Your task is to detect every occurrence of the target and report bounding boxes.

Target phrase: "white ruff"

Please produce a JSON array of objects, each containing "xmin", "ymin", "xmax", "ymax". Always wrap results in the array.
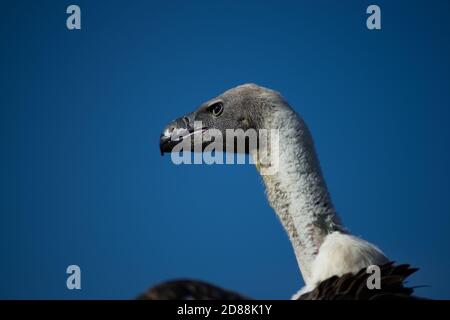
[{"xmin": 252, "ymin": 101, "xmax": 388, "ymax": 299}]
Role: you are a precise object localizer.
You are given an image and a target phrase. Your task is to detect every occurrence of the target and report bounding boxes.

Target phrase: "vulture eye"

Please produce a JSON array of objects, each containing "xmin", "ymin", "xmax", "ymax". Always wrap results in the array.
[{"xmin": 208, "ymin": 102, "xmax": 224, "ymax": 117}]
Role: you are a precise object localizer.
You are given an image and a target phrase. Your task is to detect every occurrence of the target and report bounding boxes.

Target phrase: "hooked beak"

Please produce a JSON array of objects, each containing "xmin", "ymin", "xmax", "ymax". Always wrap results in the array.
[{"xmin": 159, "ymin": 114, "xmax": 207, "ymax": 155}]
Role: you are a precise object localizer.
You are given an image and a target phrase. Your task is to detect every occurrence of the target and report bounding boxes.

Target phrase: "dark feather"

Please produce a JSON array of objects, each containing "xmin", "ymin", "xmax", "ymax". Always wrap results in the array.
[
  {"xmin": 137, "ymin": 279, "xmax": 250, "ymax": 300},
  {"xmin": 297, "ymin": 262, "xmax": 419, "ymax": 300}
]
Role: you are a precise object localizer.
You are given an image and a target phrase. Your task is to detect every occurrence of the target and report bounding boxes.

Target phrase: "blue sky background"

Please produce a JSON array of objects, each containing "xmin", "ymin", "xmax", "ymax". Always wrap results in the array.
[{"xmin": 1, "ymin": 0, "xmax": 450, "ymax": 299}]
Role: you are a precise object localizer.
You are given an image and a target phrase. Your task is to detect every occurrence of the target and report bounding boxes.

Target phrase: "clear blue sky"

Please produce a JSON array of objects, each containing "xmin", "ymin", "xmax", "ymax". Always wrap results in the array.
[{"xmin": 1, "ymin": 0, "xmax": 449, "ymax": 299}]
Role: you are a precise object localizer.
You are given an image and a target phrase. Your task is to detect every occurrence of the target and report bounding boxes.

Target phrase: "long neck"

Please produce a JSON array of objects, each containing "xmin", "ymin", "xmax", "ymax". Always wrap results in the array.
[{"xmin": 254, "ymin": 106, "xmax": 344, "ymax": 285}]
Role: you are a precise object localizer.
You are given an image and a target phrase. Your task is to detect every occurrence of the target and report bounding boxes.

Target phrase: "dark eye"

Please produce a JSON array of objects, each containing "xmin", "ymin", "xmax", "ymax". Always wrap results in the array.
[{"xmin": 208, "ymin": 102, "xmax": 224, "ymax": 117}]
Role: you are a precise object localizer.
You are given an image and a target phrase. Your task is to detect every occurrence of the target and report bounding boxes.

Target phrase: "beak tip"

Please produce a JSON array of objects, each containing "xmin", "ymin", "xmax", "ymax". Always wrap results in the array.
[
  {"xmin": 159, "ymin": 141, "xmax": 164, "ymax": 156},
  {"xmin": 159, "ymin": 134, "xmax": 170, "ymax": 156}
]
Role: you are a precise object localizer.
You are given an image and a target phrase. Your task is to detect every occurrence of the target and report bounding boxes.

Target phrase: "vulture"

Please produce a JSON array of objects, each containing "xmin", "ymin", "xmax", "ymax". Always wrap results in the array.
[{"xmin": 147, "ymin": 84, "xmax": 419, "ymax": 300}]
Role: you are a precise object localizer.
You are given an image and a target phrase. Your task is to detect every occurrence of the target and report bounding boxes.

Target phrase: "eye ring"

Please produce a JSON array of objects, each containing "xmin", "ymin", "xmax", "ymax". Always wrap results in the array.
[{"xmin": 208, "ymin": 102, "xmax": 224, "ymax": 117}]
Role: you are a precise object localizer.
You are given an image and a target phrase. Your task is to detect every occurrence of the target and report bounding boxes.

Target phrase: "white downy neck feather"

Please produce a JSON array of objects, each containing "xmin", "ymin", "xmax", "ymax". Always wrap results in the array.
[{"xmin": 252, "ymin": 104, "xmax": 388, "ymax": 297}]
